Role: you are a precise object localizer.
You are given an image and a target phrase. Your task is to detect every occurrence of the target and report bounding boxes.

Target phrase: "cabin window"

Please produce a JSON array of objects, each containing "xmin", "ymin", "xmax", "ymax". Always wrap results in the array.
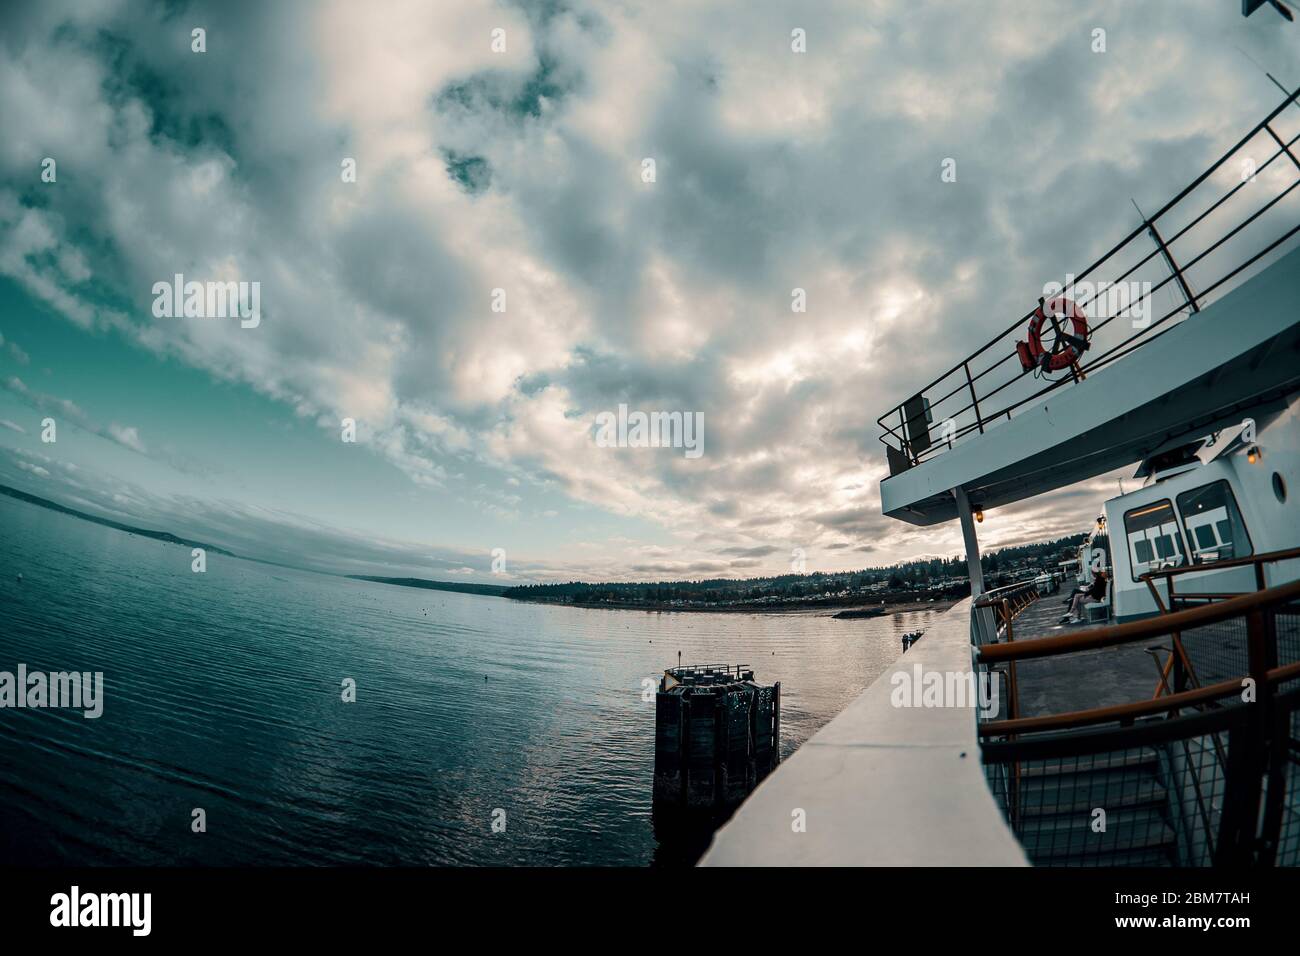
[
  {"xmin": 1176, "ymin": 480, "xmax": 1252, "ymax": 565},
  {"xmin": 1123, "ymin": 499, "xmax": 1186, "ymax": 582}
]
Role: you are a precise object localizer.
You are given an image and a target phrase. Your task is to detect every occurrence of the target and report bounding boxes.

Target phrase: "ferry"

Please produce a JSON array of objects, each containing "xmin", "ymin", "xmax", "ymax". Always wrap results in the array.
[{"xmin": 702, "ymin": 84, "xmax": 1300, "ymax": 867}]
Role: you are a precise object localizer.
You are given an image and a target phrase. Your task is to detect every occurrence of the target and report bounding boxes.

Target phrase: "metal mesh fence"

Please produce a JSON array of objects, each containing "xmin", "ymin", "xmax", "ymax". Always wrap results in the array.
[
  {"xmin": 1278, "ymin": 610, "xmax": 1300, "ymax": 668},
  {"xmin": 985, "ymin": 734, "xmax": 1225, "ymax": 866},
  {"xmin": 982, "ymin": 704, "xmax": 1251, "ymax": 867},
  {"xmin": 1177, "ymin": 618, "xmax": 1249, "ymax": 687},
  {"xmin": 979, "ymin": 594, "xmax": 1300, "ymax": 867},
  {"xmin": 1171, "ymin": 605, "xmax": 1299, "ymax": 685}
]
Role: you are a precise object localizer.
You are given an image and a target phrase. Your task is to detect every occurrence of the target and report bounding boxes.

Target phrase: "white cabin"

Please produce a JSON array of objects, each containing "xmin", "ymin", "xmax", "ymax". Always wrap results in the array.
[{"xmin": 1105, "ymin": 397, "xmax": 1300, "ymax": 620}]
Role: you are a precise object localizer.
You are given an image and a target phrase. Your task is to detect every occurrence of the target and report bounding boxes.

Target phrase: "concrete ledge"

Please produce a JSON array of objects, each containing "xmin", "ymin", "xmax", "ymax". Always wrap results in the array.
[{"xmin": 698, "ymin": 598, "xmax": 1028, "ymax": 866}]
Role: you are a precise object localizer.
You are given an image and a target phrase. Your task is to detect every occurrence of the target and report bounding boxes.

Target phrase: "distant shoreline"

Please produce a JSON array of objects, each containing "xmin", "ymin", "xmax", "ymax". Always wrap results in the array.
[
  {"xmin": 505, "ymin": 596, "xmax": 962, "ymax": 616},
  {"xmin": 346, "ymin": 574, "xmax": 509, "ymax": 598},
  {"xmin": 0, "ymin": 483, "xmax": 238, "ymax": 558},
  {"xmin": 0, "ymin": 485, "xmax": 965, "ymax": 618}
]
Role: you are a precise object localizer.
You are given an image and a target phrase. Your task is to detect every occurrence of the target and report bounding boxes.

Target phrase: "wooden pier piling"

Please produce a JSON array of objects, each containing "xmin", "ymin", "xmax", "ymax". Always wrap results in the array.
[{"xmin": 653, "ymin": 664, "xmax": 780, "ymax": 809}]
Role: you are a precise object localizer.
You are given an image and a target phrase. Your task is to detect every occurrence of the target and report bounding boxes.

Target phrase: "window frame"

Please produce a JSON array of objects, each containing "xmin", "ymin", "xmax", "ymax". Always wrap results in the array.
[
  {"xmin": 1123, "ymin": 498, "xmax": 1187, "ymax": 583},
  {"xmin": 1175, "ymin": 479, "xmax": 1253, "ymax": 567}
]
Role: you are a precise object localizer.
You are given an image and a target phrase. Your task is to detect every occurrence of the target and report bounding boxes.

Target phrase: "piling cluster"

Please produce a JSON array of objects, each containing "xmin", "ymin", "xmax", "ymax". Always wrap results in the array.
[{"xmin": 652, "ymin": 664, "xmax": 780, "ymax": 809}]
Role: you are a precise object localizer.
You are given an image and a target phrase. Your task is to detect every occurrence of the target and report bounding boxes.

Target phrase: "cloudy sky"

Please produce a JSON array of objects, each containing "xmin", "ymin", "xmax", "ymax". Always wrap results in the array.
[{"xmin": 0, "ymin": 0, "xmax": 1296, "ymax": 584}]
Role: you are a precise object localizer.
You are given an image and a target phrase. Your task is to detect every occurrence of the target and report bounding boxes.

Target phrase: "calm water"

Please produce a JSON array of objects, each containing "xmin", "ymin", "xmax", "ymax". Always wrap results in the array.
[{"xmin": 0, "ymin": 495, "xmax": 942, "ymax": 866}]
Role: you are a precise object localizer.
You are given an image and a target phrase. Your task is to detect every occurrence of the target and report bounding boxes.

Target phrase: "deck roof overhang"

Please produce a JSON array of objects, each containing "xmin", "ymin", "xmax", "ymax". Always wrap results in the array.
[{"xmin": 880, "ymin": 245, "xmax": 1300, "ymax": 526}]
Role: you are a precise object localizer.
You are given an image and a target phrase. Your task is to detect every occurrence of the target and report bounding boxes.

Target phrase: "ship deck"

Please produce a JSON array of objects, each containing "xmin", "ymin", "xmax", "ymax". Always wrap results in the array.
[{"xmin": 1000, "ymin": 594, "xmax": 1156, "ymax": 718}]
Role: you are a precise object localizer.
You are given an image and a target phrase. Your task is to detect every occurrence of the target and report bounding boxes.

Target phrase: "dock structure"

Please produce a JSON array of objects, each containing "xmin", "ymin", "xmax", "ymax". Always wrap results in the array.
[{"xmin": 653, "ymin": 664, "xmax": 780, "ymax": 809}]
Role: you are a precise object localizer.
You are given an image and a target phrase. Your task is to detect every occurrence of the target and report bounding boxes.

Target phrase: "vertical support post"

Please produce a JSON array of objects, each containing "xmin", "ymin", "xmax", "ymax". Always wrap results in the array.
[
  {"xmin": 772, "ymin": 682, "xmax": 781, "ymax": 771},
  {"xmin": 1002, "ymin": 599, "xmax": 1019, "ymax": 721},
  {"xmin": 679, "ymin": 694, "xmax": 691, "ymax": 806},
  {"xmin": 1218, "ymin": 608, "xmax": 1272, "ymax": 864},
  {"xmin": 1248, "ymin": 607, "xmax": 1278, "ymax": 694},
  {"xmin": 1135, "ymin": 200, "xmax": 1199, "ymax": 315},
  {"xmin": 954, "ymin": 486, "xmax": 995, "ymax": 645},
  {"xmin": 955, "ymin": 486, "xmax": 985, "ymax": 594},
  {"xmin": 963, "ymin": 362, "xmax": 984, "ymax": 434},
  {"xmin": 714, "ymin": 692, "xmax": 727, "ymax": 806}
]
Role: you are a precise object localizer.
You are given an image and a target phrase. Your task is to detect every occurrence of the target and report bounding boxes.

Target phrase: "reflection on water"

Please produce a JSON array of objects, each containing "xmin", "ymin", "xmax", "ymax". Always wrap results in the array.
[{"xmin": 0, "ymin": 495, "xmax": 940, "ymax": 866}]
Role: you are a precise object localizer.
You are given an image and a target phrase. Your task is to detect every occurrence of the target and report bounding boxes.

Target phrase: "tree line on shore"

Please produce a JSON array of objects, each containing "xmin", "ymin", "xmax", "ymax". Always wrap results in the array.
[{"xmin": 503, "ymin": 533, "xmax": 1089, "ymax": 606}]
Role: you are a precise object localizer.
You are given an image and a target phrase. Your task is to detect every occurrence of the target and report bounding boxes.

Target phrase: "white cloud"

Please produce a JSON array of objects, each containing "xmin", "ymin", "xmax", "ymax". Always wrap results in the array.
[
  {"xmin": 107, "ymin": 423, "xmax": 146, "ymax": 454},
  {"xmin": 0, "ymin": 0, "xmax": 1294, "ymax": 579}
]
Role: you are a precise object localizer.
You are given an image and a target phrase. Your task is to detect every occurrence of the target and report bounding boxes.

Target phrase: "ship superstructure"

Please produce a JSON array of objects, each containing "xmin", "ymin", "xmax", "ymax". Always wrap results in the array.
[{"xmin": 703, "ymin": 87, "xmax": 1300, "ymax": 867}]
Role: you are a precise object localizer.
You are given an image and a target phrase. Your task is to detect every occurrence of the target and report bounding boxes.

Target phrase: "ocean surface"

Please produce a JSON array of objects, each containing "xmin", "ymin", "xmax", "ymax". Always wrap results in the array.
[{"xmin": 0, "ymin": 494, "xmax": 944, "ymax": 866}]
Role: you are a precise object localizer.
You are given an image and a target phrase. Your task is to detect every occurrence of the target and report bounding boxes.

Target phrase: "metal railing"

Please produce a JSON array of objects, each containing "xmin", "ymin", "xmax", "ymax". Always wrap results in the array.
[
  {"xmin": 974, "ymin": 579, "xmax": 1042, "ymax": 722},
  {"xmin": 1140, "ymin": 547, "xmax": 1300, "ymax": 700},
  {"xmin": 662, "ymin": 664, "xmax": 754, "ymax": 688},
  {"xmin": 879, "ymin": 87, "xmax": 1300, "ymax": 475},
  {"xmin": 1142, "ymin": 545, "xmax": 1300, "ymax": 611},
  {"xmin": 975, "ymin": 579, "xmax": 1041, "ymax": 626},
  {"xmin": 976, "ymin": 580, "xmax": 1300, "ymax": 865}
]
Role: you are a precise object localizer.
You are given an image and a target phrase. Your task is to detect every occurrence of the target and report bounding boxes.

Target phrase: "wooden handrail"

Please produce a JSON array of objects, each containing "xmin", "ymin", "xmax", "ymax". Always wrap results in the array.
[
  {"xmin": 978, "ymin": 676, "xmax": 1244, "ymax": 736},
  {"xmin": 976, "ymin": 579, "xmax": 1300, "ymax": 664},
  {"xmin": 1164, "ymin": 591, "xmax": 1259, "ymax": 601},
  {"xmin": 1267, "ymin": 660, "xmax": 1300, "ymax": 686},
  {"xmin": 981, "ymin": 660, "xmax": 1300, "ymax": 737},
  {"xmin": 1140, "ymin": 545, "xmax": 1300, "ymax": 582},
  {"xmin": 979, "ymin": 584, "xmax": 1300, "ymax": 862}
]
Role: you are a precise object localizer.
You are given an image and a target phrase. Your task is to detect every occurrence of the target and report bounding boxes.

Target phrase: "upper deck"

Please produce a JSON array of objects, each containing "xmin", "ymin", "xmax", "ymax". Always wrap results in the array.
[{"xmin": 879, "ymin": 89, "xmax": 1300, "ymax": 525}]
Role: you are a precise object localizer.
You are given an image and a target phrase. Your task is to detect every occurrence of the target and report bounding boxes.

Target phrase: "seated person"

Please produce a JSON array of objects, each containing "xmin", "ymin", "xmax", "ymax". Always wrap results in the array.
[{"xmin": 1059, "ymin": 570, "xmax": 1108, "ymax": 624}]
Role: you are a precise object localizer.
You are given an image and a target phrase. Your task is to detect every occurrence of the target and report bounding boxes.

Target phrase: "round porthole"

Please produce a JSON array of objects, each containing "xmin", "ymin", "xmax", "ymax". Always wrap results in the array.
[{"xmin": 1273, "ymin": 471, "xmax": 1287, "ymax": 504}]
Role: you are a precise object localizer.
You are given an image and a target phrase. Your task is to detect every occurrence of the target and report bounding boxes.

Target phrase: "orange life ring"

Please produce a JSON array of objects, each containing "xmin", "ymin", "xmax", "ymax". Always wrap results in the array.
[{"xmin": 1022, "ymin": 296, "xmax": 1089, "ymax": 373}]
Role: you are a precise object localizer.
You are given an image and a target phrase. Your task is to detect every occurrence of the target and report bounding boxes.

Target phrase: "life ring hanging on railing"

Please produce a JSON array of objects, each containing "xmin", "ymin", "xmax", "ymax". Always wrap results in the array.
[{"xmin": 1015, "ymin": 296, "xmax": 1090, "ymax": 375}]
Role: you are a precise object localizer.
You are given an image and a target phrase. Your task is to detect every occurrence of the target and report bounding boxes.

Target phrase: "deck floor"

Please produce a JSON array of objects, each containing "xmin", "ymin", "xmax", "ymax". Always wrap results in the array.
[{"xmin": 1002, "ymin": 594, "xmax": 1158, "ymax": 718}]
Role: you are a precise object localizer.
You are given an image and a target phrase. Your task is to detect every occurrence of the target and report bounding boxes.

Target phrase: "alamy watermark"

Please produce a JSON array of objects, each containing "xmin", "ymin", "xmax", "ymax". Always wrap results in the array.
[
  {"xmin": 1042, "ymin": 274, "xmax": 1151, "ymax": 329},
  {"xmin": 594, "ymin": 404, "xmax": 704, "ymax": 459},
  {"xmin": 0, "ymin": 665, "xmax": 103, "ymax": 718},
  {"xmin": 50, "ymin": 886, "xmax": 150, "ymax": 936},
  {"xmin": 152, "ymin": 273, "xmax": 261, "ymax": 328},
  {"xmin": 890, "ymin": 663, "xmax": 999, "ymax": 719}
]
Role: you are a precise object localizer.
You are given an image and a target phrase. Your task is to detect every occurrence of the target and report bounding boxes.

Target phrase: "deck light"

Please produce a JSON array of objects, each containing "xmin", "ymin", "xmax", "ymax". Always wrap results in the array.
[
  {"xmin": 975, "ymin": 510, "xmax": 984, "ymax": 523},
  {"xmin": 1247, "ymin": 445, "xmax": 1261, "ymax": 464}
]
